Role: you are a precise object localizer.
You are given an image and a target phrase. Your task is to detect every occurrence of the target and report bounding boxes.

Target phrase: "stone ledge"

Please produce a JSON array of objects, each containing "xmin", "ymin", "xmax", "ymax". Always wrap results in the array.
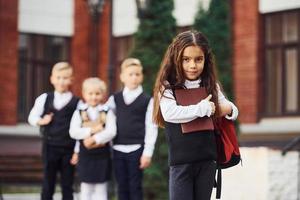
[
  {"xmin": 0, "ymin": 124, "xmax": 39, "ymax": 136},
  {"xmin": 240, "ymin": 117, "xmax": 300, "ymax": 135}
]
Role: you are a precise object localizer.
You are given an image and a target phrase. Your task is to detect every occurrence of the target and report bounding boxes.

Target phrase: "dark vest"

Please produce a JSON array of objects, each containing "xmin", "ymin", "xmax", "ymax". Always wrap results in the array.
[
  {"xmin": 40, "ymin": 92, "xmax": 79, "ymax": 148},
  {"xmin": 113, "ymin": 91, "xmax": 151, "ymax": 145},
  {"xmin": 165, "ymin": 122, "xmax": 217, "ymax": 166},
  {"xmin": 79, "ymin": 109, "xmax": 110, "ymax": 159}
]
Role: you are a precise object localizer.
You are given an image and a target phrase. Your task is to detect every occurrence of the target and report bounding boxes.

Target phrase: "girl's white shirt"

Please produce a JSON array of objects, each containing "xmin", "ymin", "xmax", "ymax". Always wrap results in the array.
[
  {"xmin": 105, "ymin": 85, "xmax": 158, "ymax": 158},
  {"xmin": 69, "ymin": 102, "xmax": 116, "ymax": 145},
  {"xmin": 28, "ymin": 91, "xmax": 73, "ymax": 126},
  {"xmin": 160, "ymin": 79, "xmax": 238, "ymax": 123}
]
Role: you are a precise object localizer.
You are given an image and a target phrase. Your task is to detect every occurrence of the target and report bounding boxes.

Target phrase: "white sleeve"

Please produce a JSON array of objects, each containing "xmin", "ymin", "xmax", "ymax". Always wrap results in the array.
[
  {"xmin": 69, "ymin": 110, "xmax": 92, "ymax": 140},
  {"xmin": 73, "ymin": 140, "xmax": 80, "ymax": 153},
  {"xmin": 217, "ymin": 86, "xmax": 239, "ymax": 120},
  {"xmin": 104, "ymin": 95, "xmax": 116, "ymax": 113},
  {"xmin": 93, "ymin": 110, "xmax": 117, "ymax": 144},
  {"xmin": 143, "ymin": 98, "xmax": 158, "ymax": 157},
  {"xmin": 159, "ymin": 89, "xmax": 212, "ymax": 123},
  {"xmin": 225, "ymin": 102, "xmax": 239, "ymax": 120},
  {"xmin": 28, "ymin": 93, "xmax": 47, "ymax": 126}
]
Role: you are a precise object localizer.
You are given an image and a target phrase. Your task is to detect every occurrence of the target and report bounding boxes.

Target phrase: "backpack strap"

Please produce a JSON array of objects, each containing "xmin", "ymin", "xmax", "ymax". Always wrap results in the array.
[
  {"xmin": 215, "ymin": 165, "xmax": 222, "ymax": 199},
  {"xmin": 79, "ymin": 108, "xmax": 89, "ymax": 123}
]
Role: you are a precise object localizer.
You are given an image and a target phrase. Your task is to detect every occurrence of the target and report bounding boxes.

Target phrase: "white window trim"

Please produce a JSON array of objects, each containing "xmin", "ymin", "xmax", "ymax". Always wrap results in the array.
[
  {"xmin": 259, "ymin": 0, "xmax": 300, "ymax": 14},
  {"xmin": 240, "ymin": 117, "xmax": 300, "ymax": 134}
]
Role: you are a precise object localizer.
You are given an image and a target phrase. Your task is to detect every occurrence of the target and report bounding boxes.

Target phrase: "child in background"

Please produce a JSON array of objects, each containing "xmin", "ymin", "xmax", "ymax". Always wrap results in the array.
[
  {"xmin": 152, "ymin": 30, "xmax": 238, "ymax": 200},
  {"xmin": 28, "ymin": 62, "xmax": 79, "ymax": 200},
  {"xmin": 106, "ymin": 58, "xmax": 158, "ymax": 200},
  {"xmin": 69, "ymin": 77, "xmax": 116, "ymax": 200}
]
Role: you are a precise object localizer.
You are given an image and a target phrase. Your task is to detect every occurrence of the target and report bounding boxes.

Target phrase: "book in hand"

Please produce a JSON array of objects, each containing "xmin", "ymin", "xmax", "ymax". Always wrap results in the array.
[{"xmin": 174, "ymin": 87, "xmax": 214, "ymax": 134}]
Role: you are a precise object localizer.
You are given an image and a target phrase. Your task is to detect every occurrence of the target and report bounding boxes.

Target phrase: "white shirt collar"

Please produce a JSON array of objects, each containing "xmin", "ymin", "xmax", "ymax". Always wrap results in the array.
[
  {"xmin": 184, "ymin": 79, "xmax": 202, "ymax": 89},
  {"xmin": 123, "ymin": 85, "xmax": 143, "ymax": 96},
  {"xmin": 54, "ymin": 91, "xmax": 71, "ymax": 97},
  {"xmin": 79, "ymin": 102, "xmax": 108, "ymax": 111},
  {"xmin": 122, "ymin": 85, "xmax": 143, "ymax": 105}
]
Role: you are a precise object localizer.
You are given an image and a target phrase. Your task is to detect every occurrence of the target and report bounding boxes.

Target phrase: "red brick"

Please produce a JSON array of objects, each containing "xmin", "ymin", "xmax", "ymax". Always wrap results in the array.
[
  {"xmin": 71, "ymin": 0, "xmax": 112, "ymax": 96},
  {"xmin": 0, "ymin": 0, "xmax": 18, "ymax": 125},
  {"xmin": 232, "ymin": 0, "xmax": 260, "ymax": 123}
]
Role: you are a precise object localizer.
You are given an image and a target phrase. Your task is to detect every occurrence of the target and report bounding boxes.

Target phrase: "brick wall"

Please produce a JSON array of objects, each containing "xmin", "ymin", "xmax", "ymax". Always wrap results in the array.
[
  {"xmin": 71, "ymin": 0, "xmax": 112, "ymax": 97},
  {"xmin": 0, "ymin": 0, "xmax": 112, "ymax": 125},
  {"xmin": 232, "ymin": 0, "xmax": 261, "ymax": 123},
  {"xmin": 0, "ymin": 0, "xmax": 18, "ymax": 124}
]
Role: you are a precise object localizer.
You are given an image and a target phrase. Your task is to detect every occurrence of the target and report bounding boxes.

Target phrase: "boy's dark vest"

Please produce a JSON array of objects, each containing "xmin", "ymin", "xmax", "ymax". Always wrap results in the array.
[
  {"xmin": 40, "ymin": 92, "xmax": 79, "ymax": 147},
  {"xmin": 165, "ymin": 122, "xmax": 217, "ymax": 166},
  {"xmin": 79, "ymin": 109, "xmax": 110, "ymax": 159},
  {"xmin": 113, "ymin": 91, "xmax": 151, "ymax": 145}
]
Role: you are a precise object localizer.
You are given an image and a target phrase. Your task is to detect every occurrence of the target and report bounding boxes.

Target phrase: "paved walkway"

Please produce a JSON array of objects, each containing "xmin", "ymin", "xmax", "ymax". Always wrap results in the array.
[{"xmin": 1, "ymin": 193, "xmax": 80, "ymax": 200}]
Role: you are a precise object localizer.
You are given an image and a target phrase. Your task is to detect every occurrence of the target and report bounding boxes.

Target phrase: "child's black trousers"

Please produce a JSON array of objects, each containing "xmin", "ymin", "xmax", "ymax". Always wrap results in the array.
[
  {"xmin": 113, "ymin": 148, "xmax": 143, "ymax": 200},
  {"xmin": 41, "ymin": 144, "xmax": 75, "ymax": 200},
  {"xmin": 169, "ymin": 160, "xmax": 216, "ymax": 200}
]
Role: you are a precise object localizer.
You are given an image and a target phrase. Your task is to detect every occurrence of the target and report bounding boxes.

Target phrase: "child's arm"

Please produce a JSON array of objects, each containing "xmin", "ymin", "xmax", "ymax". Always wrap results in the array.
[
  {"xmin": 160, "ymin": 89, "xmax": 215, "ymax": 123},
  {"xmin": 104, "ymin": 95, "xmax": 117, "ymax": 113},
  {"xmin": 83, "ymin": 110, "xmax": 116, "ymax": 149},
  {"xmin": 37, "ymin": 113, "xmax": 54, "ymax": 125},
  {"xmin": 28, "ymin": 93, "xmax": 48, "ymax": 126},
  {"xmin": 217, "ymin": 87, "xmax": 239, "ymax": 120},
  {"xmin": 140, "ymin": 98, "xmax": 158, "ymax": 169},
  {"xmin": 70, "ymin": 140, "xmax": 80, "ymax": 165},
  {"xmin": 69, "ymin": 110, "xmax": 102, "ymax": 140}
]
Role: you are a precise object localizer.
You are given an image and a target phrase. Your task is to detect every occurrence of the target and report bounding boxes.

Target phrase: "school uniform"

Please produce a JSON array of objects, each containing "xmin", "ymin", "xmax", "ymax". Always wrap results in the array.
[
  {"xmin": 28, "ymin": 91, "xmax": 79, "ymax": 200},
  {"xmin": 160, "ymin": 79, "xmax": 238, "ymax": 200},
  {"xmin": 69, "ymin": 103, "xmax": 116, "ymax": 200},
  {"xmin": 106, "ymin": 86, "xmax": 158, "ymax": 200}
]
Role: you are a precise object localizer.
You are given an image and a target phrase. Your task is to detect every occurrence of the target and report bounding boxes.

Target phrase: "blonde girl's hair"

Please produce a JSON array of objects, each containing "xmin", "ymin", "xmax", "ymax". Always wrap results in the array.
[
  {"xmin": 153, "ymin": 30, "xmax": 220, "ymax": 128},
  {"xmin": 82, "ymin": 77, "xmax": 107, "ymax": 94}
]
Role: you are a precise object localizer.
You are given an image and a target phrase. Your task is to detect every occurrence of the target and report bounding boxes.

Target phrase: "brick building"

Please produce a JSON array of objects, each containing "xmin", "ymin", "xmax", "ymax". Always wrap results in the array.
[
  {"xmin": 232, "ymin": 0, "xmax": 300, "ymax": 146},
  {"xmin": 0, "ymin": 0, "xmax": 112, "ymax": 128}
]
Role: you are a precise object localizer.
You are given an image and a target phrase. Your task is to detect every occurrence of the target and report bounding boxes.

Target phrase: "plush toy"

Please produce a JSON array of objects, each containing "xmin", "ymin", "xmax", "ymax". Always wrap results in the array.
[
  {"xmin": 81, "ymin": 111, "xmax": 107, "ymax": 130},
  {"xmin": 80, "ymin": 110, "xmax": 107, "ymax": 149}
]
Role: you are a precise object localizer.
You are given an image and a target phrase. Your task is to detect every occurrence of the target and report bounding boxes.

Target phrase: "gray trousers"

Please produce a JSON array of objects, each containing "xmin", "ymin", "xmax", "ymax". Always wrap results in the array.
[{"xmin": 169, "ymin": 160, "xmax": 216, "ymax": 200}]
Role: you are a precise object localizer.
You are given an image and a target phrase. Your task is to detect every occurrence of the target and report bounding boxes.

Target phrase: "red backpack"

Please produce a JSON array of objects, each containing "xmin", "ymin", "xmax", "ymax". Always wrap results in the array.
[
  {"xmin": 215, "ymin": 117, "xmax": 241, "ymax": 168},
  {"xmin": 214, "ymin": 117, "xmax": 241, "ymax": 199}
]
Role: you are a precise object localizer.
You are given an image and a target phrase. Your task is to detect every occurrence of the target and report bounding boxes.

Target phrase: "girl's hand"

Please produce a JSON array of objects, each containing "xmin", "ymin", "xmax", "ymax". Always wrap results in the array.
[
  {"xmin": 70, "ymin": 153, "xmax": 79, "ymax": 165},
  {"xmin": 83, "ymin": 137, "xmax": 96, "ymax": 149},
  {"xmin": 140, "ymin": 156, "xmax": 152, "ymax": 169},
  {"xmin": 219, "ymin": 103, "xmax": 232, "ymax": 117},
  {"xmin": 38, "ymin": 113, "xmax": 54, "ymax": 125},
  {"xmin": 204, "ymin": 94, "xmax": 215, "ymax": 115}
]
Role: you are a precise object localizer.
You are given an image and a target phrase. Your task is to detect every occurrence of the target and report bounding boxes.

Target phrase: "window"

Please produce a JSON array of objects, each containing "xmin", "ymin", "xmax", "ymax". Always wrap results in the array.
[
  {"xmin": 263, "ymin": 10, "xmax": 300, "ymax": 116},
  {"xmin": 18, "ymin": 34, "xmax": 70, "ymax": 122}
]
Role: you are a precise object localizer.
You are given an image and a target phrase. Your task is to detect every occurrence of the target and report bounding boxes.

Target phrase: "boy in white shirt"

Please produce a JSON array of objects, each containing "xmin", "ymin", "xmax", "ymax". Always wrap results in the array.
[
  {"xmin": 28, "ymin": 62, "xmax": 79, "ymax": 200},
  {"xmin": 106, "ymin": 58, "xmax": 158, "ymax": 200}
]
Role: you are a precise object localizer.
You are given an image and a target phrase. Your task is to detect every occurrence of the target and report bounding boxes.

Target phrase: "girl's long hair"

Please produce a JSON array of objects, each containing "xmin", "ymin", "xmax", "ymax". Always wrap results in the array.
[{"xmin": 153, "ymin": 30, "xmax": 220, "ymax": 128}]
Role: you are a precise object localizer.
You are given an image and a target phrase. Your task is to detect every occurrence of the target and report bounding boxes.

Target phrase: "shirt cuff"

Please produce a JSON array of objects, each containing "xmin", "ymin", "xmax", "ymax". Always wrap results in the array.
[
  {"xmin": 142, "ymin": 146, "xmax": 154, "ymax": 157},
  {"xmin": 30, "ymin": 117, "xmax": 41, "ymax": 126},
  {"xmin": 197, "ymin": 100, "xmax": 212, "ymax": 117},
  {"xmin": 93, "ymin": 133, "xmax": 105, "ymax": 144},
  {"xmin": 225, "ymin": 102, "xmax": 238, "ymax": 120}
]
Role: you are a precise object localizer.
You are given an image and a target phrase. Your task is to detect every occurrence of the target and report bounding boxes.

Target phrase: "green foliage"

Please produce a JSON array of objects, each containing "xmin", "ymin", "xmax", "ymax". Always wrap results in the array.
[
  {"xmin": 130, "ymin": 0, "xmax": 177, "ymax": 199},
  {"xmin": 194, "ymin": 0, "xmax": 233, "ymax": 99},
  {"xmin": 143, "ymin": 129, "xmax": 169, "ymax": 200},
  {"xmin": 130, "ymin": 0, "xmax": 177, "ymax": 93}
]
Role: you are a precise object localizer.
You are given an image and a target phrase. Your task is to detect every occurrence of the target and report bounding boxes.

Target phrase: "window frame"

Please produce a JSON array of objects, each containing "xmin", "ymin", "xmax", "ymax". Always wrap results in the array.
[
  {"xmin": 17, "ymin": 33, "xmax": 70, "ymax": 122},
  {"xmin": 262, "ymin": 9, "xmax": 300, "ymax": 117}
]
